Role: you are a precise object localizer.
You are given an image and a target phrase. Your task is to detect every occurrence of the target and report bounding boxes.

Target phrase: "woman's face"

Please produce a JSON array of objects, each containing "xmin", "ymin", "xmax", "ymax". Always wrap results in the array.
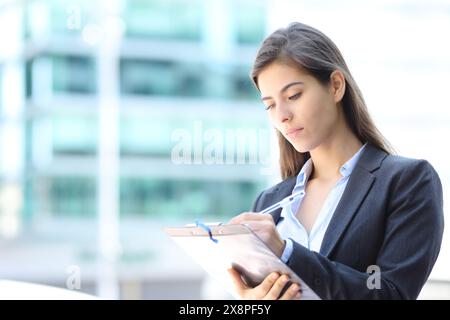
[{"xmin": 257, "ymin": 61, "xmax": 342, "ymax": 153}]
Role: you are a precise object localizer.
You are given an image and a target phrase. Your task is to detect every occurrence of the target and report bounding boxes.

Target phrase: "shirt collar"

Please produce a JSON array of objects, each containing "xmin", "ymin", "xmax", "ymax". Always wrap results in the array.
[
  {"xmin": 291, "ymin": 142, "xmax": 367, "ymax": 194},
  {"xmin": 291, "ymin": 158, "xmax": 313, "ymax": 195},
  {"xmin": 339, "ymin": 143, "xmax": 367, "ymax": 178},
  {"xmin": 280, "ymin": 143, "xmax": 367, "ymax": 219}
]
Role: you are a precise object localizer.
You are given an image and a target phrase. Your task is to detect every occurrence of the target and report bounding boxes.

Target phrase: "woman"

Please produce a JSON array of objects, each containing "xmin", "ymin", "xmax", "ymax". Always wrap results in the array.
[{"xmin": 227, "ymin": 22, "xmax": 444, "ymax": 300}]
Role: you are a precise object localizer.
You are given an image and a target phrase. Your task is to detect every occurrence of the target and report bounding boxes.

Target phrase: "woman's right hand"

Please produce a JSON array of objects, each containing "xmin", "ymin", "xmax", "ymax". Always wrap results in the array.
[{"xmin": 228, "ymin": 268, "xmax": 301, "ymax": 300}]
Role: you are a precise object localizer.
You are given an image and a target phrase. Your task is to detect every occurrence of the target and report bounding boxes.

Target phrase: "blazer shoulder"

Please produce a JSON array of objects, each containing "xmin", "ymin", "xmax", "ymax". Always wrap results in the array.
[
  {"xmin": 251, "ymin": 177, "xmax": 296, "ymax": 212},
  {"xmin": 260, "ymin": 176, "xmax": 297, "ymax": 196},
  {"xmin": 382, "ymin": 154, "xmax": 438, "ymax": 173},
  {"xmin": 380, "ymin": 154, "xmax": 441, "ymax": 184}
]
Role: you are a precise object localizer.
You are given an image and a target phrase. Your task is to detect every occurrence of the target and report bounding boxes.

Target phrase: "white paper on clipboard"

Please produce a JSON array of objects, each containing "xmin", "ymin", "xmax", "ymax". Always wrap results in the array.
[{"xmin": 164, "ymin": 224, "xmax": 320, "ymax": 300}]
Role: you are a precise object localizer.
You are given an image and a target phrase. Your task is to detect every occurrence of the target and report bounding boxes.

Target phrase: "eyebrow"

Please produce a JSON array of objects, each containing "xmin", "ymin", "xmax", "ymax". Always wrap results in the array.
[{"xmin": 261, "ymin": 81, "xmax": 304, "ymax": 101}]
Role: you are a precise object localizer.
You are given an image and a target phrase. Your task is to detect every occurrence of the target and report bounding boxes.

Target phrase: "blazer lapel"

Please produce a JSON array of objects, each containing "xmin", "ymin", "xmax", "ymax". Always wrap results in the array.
[
  {"xmin": 319, "ymin": 144, "xmax": 387, "ymax": 257},
  {"xmin": 266, "ymin": 177, "xmax": 296, "ymax": 224}
]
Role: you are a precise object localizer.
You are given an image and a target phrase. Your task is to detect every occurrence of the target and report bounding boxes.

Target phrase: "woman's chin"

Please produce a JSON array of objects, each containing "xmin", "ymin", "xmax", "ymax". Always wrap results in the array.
[
  {"xmin": 291, "ymin": 140, "xmax": 318, "ymax": 154},
  {"xmin": 292, "ymin": 143, "xmax": 309, "ymax": 153}
]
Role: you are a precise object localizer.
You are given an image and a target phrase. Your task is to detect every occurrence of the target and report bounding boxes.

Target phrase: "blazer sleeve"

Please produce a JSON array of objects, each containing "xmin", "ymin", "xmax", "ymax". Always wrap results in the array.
[
  {"xmin": 251, "ymin": 191, "xmax": 264, "ymax": 212},
  {"xmin": 286, "ymin": 160, "xmax": 444, "ymax": 299}
]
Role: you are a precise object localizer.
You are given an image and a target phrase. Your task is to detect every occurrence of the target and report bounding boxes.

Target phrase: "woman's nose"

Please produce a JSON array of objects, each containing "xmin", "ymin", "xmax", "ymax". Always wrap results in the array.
[{"xmin": 276, "ymin": 102, "xmax": 293, "ymax": 124}]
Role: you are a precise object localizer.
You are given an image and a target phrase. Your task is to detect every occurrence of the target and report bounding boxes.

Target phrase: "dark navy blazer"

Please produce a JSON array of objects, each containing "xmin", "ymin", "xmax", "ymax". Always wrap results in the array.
[{"xmin": 252, "ymin": 143, "xmax": 444, "ymax": 299}]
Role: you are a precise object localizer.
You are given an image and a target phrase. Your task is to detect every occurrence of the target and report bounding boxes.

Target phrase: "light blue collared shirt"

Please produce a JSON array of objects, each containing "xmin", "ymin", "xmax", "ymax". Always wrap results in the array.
[{"xmin": 277, "ymin": 143, "xmax": 367, "ymax": 262}]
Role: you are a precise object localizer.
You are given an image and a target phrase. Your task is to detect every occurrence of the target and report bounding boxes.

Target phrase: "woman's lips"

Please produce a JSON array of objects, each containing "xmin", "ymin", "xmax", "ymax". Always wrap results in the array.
[{"xmin": 286, "ymin": 128, "xmax": 304, "ymax": 138}]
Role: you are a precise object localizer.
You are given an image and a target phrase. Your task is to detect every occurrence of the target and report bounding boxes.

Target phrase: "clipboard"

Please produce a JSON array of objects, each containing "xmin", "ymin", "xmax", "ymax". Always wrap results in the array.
[{"xmin": 164, "ymin": 223, "xmax": 320, "ymax": 300}]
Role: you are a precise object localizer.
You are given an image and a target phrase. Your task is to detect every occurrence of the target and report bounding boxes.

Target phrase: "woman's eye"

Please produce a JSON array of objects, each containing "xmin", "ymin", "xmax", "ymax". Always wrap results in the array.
[
  {"xmin": 265, "ymin": 104, "xmax": 274, "ymax": 110},
  {"xmin": 288, "ymin": 93, "xmax": 302, "ymax": 100}
]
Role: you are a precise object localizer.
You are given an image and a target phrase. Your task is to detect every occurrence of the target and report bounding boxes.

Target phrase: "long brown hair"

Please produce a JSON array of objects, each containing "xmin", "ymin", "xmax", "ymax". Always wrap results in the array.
[{"xmin": 251, "ymin": 22, "xmax": 394, "ymax": 180}]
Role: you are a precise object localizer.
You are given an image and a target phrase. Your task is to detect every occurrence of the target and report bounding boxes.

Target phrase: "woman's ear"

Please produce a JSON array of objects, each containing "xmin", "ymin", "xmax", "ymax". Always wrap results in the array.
[{"xmin": 330, "ymin": 70, "xmax": 346, "ymax": 103}]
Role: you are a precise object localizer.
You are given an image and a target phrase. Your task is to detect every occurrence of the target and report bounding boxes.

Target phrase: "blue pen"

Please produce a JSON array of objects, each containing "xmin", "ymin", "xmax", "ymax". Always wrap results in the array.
[
  {"xmin": 187, "ymin": 190, "xmax": 304, "ymax": 243},
  {"xmin": 258, "ymin": 190, "xmax": 305, "ymax": 215}
]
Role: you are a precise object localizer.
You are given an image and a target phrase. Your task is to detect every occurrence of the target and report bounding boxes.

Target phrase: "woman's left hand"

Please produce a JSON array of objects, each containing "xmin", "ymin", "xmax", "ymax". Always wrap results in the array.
[{"xmin": 228, "ymin": 212, "xmax": 286, "ymax": 258}]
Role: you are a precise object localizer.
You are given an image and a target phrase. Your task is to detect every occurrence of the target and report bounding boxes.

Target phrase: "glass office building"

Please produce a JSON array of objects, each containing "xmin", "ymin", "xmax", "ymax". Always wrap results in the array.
[{"xmin": 0, "ymin": 0, "xmax": 275, "ymax": 299}]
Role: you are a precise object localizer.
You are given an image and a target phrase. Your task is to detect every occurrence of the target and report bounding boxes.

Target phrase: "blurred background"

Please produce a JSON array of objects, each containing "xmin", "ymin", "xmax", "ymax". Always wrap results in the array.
[{"xmin": 0, "ymin": 0, "xmax": 449, "ymax": 299}]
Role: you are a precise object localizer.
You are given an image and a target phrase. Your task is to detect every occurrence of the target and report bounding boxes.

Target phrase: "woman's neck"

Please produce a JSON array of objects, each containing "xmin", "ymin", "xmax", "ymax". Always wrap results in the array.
[{"xmin": 309, "ymin": 125, "xmax": 363, "ymax": 182}]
